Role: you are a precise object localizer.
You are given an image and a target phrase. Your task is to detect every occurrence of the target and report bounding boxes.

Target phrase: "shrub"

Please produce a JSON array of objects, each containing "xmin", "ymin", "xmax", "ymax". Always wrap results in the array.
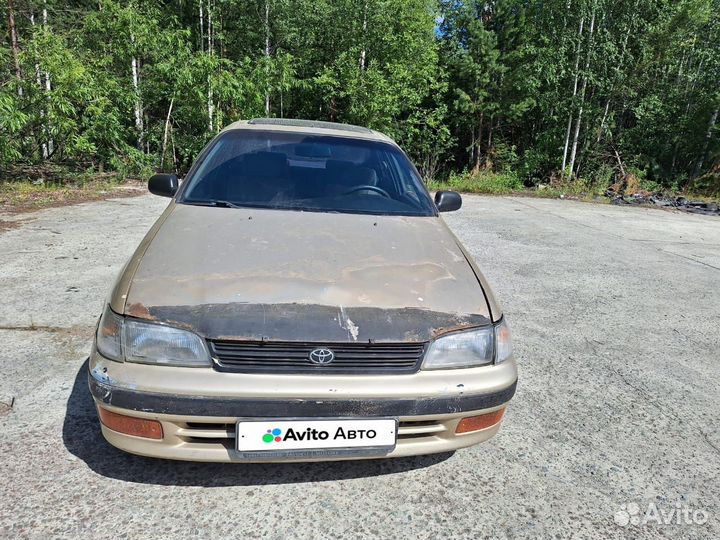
[
  {"xmin": 428, "ymin": 169, "xmax": 523, "ymax": 194},
  {"xmin": 109, "ymin": 148, "xmax": 156, "ymax": 180}
]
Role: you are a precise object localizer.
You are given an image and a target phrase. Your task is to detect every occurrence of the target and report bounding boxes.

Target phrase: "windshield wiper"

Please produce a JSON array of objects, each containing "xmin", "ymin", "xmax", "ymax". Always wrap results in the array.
[
  {"xmin": 212, "ymin": 200, "xmax": 243, "ymax": 208},
  {"xmin": 184, "ymin": 200, "xmax": 243, "ymax": 209}
]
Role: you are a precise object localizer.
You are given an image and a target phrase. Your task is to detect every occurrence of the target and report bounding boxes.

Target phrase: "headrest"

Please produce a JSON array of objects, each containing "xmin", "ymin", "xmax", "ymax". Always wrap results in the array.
[
  {"xmin": 327, "ymin": 164, "xmax": 378, "ymax": 187},
  {"xmin": 346, "ymin": 167, "xmax": 378, "ymax": 186},
  {"xmin": 295, "ymin": 143, "xmax": 332, "ymax": 158}
]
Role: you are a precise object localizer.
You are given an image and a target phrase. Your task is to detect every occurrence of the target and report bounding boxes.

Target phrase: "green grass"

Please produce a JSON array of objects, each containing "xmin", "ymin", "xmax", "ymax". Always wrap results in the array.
[
  {"xmin": 427, "ymin": 170, "xmax": 523, "ymax": 194},
  {"xmin": 427, "ymin": 170, "xmax": 719, "ymax": 206},
  {"xmin": 0, "ymin": 174, "xmax": 139, "ymax": 212}
]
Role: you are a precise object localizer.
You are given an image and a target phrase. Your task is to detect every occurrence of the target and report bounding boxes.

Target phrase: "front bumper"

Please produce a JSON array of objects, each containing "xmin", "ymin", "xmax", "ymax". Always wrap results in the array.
[{"xmin": 88, "ymin": 350, "xmax": 517, "ymax": 462}]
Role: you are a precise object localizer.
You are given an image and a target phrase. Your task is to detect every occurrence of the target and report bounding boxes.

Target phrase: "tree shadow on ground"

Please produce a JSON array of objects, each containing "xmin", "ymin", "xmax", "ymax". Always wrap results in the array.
[{"xmin": 63, "ymin": 359, "xmax": 453, "ymax": 487}]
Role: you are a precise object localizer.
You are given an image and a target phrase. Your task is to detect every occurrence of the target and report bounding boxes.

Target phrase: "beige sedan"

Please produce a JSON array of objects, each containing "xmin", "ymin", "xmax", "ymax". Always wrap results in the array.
[{"xmin": 89, "ymin": 118, "xmax": 517, "ymax": 462}]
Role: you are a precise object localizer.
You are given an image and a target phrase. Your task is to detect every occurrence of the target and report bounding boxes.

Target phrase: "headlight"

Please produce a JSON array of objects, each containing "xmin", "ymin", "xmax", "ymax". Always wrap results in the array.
[
  {"xmin": 422, "ymin": 318, "xmax": 512, "ymax": 369},
  {"xmin": 96, "ymin": 305, "xmax": 123, "ymax": 361},
  {"xmin": 494, "ymin": 318, "xmax": 513, "ymax": 364},
  {"xmin": 95, "ymin": 304, "xmax": 210, "ymax": 367}
]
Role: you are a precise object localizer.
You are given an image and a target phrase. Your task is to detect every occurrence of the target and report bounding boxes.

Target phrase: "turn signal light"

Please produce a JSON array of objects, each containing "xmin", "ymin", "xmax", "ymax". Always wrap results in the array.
[
  {"xmin": 98, "ymin": 407, "xmax": 163, "ymax": 440},
  {"xmin": 455, "ymin": 408, "xmax": 506, "ymax": 434}
]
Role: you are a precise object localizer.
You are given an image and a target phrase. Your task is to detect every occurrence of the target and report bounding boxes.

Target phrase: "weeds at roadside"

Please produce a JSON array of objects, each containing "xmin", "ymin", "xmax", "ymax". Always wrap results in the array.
[
  {"xmin": 427, "ymin": 170, "xmax": 523, "ymax": 195},
  {"xmin": 426, "ymin": 169, "xmax": 718, "ymax": 206},
  {"xmin": 0, "ymin": 169, "xmax": 143, "ymax": 213}
]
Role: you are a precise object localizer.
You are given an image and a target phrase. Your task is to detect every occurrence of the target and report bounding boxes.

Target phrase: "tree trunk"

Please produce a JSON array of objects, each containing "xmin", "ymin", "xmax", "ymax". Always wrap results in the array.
[
  {"xmin": 199, "ymin": 0, "xmax": 204, "ymax": 52},
  {"xmin": 359, "ymin": 0, "xmax": 367, "ymax": 71},
  {"xmin": 568, "ymin": 114, "xmax": 583, "ymax": 178},
  {"xmin": 43, "ymin": 1, "xmax": 53, "ymax": 155},
  {"xmin": 561, "ymin": 16, "xmax": 584, "ymax": 176},
  {"xmin": 130, "ymin": 33, "xmax": 143, "ymax": 151},
  {"xmin": 161, "ymin": 98, "xmax": 174, "ymax": 170},
  {"xmin": 596, "ymin": 98, "xmax": 610, "ymax": 143},
  {"xmin": 30, "ymin": 13, "xmax": 48, "ymax": 159},
  {"xmin": 207, "ymin": 1, "xmax": 214, "ymax": 132},
  {"xmin": 613, "ymin": 147, "xmax": 626, "ymax": 178},
  {"xmin": 207, "ymin": 1, "xmax": 212, "ymax": 52},
  {"xmin": 692, "ymin": 104, "xmax": 719, "ymax": 179},
  {"xmin": 473, "ymin": 112, "xmax": 484, "ymax": 173},
  {"xmin": 469, "ymin": 125, "xmax": 475, "ymax": 167},
  {"xmin": 7, "ymin": 0, "xmax": 23, "ymax": 97},
  {"xmin": 264, "ymin": 0, "xmax": 271, "ymax": 116},
  {"xmin": 207, "ymin": 78, "xmax": 214, "ymax": 132},
  {"xmin": 209, "ymin": 0, "xmax": 214, "ymax": 52},
  {"xmin": 568, "ymin": 7, "xmax": 595, "ymax": 178},
  {"xmin": 487, "ymin": 114, "xmax": 495, "ymax": 166},
  {"xmin": 171, "ymin": 129, "xmax": 177, "ymax": 172},
  {"xmin": 329, "ymin": 96, "xmax": 337, "ymax": 122}
]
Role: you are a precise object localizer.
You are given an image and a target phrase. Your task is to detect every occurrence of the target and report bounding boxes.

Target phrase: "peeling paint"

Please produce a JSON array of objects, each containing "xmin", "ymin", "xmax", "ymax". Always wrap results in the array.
[
  {"xmin": 146, "ymin": 302, "xmax": 490, "ymax": 343},
  {"xmin": 91, "ymin": 365, "xmax": 113, "ymax": 385},
  {"xmin": 346, "ymin": 317, "xmax": 359, "ymax": 341},
  {"xmin": 338, "ymin": 306, "xmax": 359, "ymax": 341}
]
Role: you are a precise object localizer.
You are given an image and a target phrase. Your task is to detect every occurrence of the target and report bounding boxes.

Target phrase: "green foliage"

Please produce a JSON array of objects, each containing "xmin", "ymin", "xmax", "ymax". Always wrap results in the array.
[
  {"xmin": 0, "ymin": 0, "xmax": 718, "ymax": 192},
  {"xmin": 0, "ymin": 92, "xmax": 26, "ymax": 162},
  {"xmin": 429, "ymin": 169, "xmax": 523, "ymax": 194},
  {"xmin": 109, "ymin": 149, "xmax": 156, "ymax": 179}
]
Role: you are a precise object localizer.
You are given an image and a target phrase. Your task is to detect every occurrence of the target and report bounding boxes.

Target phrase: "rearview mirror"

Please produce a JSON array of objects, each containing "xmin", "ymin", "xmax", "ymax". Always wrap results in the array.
[
  {"xmin": 435, "ymin": 190, "xmax": 462, "ymax": 212},
  {"xmin": 148, "ymin": 173, "xmax": 179, "ymax": 198}
]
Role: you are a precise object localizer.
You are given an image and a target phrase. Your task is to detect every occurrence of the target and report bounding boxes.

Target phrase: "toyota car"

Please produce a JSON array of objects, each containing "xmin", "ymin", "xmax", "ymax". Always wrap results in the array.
[{"xmin": 88, "ymin": 118, "xmax": 517, "ymax": 462}]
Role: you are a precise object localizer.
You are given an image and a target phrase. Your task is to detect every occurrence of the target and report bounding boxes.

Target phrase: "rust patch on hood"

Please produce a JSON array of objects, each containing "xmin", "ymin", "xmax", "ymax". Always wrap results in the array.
[
  {"xmin": 145, "ymin": 302, "xmax": 490, "ymax": 343},
  {"xmin": 126, "ymin": 302, "xmax": 154, "ymax": 320}
]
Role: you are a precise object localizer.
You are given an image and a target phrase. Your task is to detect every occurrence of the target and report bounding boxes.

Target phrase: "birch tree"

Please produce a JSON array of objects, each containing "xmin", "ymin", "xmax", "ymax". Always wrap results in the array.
[
  {"xmin": 561, "ymin": 16, "xmax": 584, "ymax": 176},
  {"xmin": 130, "ymin": 32, "xmax": 143, "ymax": 150},
  {"xmin": 567, "ymin": 3, "xmax": 595, "ymax": 177}
]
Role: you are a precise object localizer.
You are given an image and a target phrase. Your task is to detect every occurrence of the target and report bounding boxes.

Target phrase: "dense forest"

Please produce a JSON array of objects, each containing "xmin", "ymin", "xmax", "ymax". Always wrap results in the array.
[{"xmin": 1, "ymin": 0, "xmax": 719, "ymax": 194}]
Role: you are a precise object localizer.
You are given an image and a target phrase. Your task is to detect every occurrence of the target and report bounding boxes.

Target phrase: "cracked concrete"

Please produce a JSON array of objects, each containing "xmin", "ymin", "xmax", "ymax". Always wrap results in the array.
[{"xmin": 1, "ymin": 194, "xmax": 719, "ymax": 539}]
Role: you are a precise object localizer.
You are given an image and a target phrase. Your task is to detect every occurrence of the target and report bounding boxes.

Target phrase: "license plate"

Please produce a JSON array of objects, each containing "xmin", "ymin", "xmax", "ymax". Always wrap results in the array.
[{"xmin": 235, "ymin": 417, "xmax": 397, "ymax": 459}]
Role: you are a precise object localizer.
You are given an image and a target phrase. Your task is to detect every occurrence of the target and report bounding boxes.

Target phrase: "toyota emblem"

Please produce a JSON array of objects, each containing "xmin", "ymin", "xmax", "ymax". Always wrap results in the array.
[{"xmin": 309, "ymin": 348, "xmax": 335, "ymax": 365}]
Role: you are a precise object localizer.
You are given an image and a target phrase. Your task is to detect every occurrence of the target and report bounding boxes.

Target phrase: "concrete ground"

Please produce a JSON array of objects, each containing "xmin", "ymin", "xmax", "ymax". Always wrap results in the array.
[{"xmin": 1, "ymin": 194, "xmax": 718, "ymax": 539}]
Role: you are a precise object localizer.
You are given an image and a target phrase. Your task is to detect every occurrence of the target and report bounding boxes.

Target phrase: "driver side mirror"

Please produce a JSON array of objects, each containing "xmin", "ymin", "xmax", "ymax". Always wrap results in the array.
[
  {"xmin": 435, "ymin": 190, "xmax": 462, "ymax": 212},
  {"xmin": 148, "ymin": 173, "xmax": 179, "ymax": 198}
]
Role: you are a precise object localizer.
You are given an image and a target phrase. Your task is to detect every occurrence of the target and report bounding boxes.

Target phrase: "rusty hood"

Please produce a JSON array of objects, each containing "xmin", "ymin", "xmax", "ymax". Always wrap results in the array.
[{"xmin": 123, "ymin": 204, "xmax": 491, "ymax": 342}]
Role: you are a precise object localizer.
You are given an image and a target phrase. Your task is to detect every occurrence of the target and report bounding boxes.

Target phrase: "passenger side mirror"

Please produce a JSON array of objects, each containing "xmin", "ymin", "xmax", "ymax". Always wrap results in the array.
[
  {"xmin": 435, "ymin": 190, "xmax": 462, "ymax": 212},
  {"xmin": 148, "ymin": 173, "xmax": 179, "ymax": 198}
]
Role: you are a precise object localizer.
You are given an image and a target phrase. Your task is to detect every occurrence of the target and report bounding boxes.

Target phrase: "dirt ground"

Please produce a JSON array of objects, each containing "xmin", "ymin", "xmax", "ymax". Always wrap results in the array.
[{"xmin": 1, "ymin": 194, "xmax": 718, "ymax": 539}]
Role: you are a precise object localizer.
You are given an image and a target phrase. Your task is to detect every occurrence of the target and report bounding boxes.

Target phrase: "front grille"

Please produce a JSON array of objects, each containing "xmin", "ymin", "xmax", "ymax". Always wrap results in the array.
[
  {"xmin": 397, "ymin": 419, "xmax": 447, "ymax": 440},
  {"xmin": 210, "ymin": 340, "xmax": 426, "ymax": 374}
]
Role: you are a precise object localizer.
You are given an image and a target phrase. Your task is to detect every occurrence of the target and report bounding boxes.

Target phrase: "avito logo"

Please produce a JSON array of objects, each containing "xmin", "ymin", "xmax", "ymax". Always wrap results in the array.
[
  {"xmin": 262, "ymin": 426, "xmax": 377, "ymax": 443},
  {"xmin": 262, "ymin": 428, "xmax": 283, "ymax": 443}
]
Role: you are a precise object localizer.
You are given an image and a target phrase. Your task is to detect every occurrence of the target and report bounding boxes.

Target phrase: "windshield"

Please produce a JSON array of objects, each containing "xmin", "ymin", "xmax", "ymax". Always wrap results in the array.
[{"xmin": 179, "ymin": 130, "xmax": 435, "ymax": 216}]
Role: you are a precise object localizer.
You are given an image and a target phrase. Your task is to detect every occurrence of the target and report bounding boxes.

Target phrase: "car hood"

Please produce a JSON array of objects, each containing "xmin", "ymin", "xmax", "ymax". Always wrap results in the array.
[{"xmin": 123, "ymin": 204, "xmax": 491, "ymax": 342}]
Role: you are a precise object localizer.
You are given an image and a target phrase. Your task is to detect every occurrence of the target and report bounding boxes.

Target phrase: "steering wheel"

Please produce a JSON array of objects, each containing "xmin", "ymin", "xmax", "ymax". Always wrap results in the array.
[{"xmin": 343, "ymin": 185, "xmax": 391, "ymax": 198}]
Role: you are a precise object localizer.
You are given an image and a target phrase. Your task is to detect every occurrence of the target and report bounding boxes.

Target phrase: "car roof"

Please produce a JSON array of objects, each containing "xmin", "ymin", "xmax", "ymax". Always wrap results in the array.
[{"xmin": 222, "ymin": 118, "xmax": 396, "ymax": 145}]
